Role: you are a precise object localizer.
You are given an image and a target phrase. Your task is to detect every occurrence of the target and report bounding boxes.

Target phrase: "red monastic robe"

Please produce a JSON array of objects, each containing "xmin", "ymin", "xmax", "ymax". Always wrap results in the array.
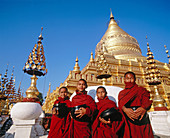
[
  {"xmin": 92, "ymin": 96, "xmax": 124, "ymax": 138},
  {"xmin": 63, "ymin": 91, "xmax": 96, "ymax": 138},
  {"xmin": 118, "ymin": 83, "xmax": 154, "ymax": 138},
  {"xmin": 48, "ymin": 96, "xmax": 71, "ymax": 138}
]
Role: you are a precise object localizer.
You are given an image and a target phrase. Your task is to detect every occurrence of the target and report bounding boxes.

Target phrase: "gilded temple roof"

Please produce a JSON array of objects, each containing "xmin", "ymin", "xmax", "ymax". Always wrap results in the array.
[{"xmin": 95, "ymin": 11, "xmax": 144, "ymax": 61}]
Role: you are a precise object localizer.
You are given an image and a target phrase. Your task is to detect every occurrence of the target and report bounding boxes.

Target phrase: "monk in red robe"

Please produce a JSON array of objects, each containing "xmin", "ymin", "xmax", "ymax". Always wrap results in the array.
[
  {"xmin": 92, "ymin": 86, "xmax": 124, "ymax": 138},
  {"xmin": 48, "ymin": 87, "xmax": 71, "ymax": 138},
  {"xmin": 118, "ymin": 71, "xmax": 154, "ymax": 138},
  {"xmin": 63, "ymin": 79, "xmax": 96, "ymax": 138}
]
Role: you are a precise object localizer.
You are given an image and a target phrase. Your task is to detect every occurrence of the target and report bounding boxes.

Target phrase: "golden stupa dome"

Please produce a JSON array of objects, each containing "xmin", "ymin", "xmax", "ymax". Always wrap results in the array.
[{"xmin": 95, "ymin": 11, "xmax": 143, "ymax": 61}]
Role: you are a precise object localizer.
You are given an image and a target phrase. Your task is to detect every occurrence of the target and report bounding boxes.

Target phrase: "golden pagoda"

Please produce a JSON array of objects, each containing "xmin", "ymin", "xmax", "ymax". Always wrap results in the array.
[
  {"xmin": 43, "ymin": 11, "xmax": 170, "ymax": 113},
  {"xmin": 0, "ymin": 65, "xmax": 23, "ymax": 115}
]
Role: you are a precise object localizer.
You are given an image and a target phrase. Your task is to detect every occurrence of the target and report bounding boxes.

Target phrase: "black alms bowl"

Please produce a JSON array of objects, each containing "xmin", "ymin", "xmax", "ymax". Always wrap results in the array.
[
  {"xmin": 71, "ymin": 104, "xmax": 90, "ymax": 122},
  {"xmin": 53, "ymin": 103, "xmax": 69, "ymax": 118},
  {"xmin": 100, "ymin": 107, "xmax": 122, "ymax": 122}
]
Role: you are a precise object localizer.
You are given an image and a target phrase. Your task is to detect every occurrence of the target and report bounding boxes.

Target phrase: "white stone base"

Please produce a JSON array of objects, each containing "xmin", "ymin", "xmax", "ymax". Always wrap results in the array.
[
  {"xmin": 38, "ymin": 135, "xmax": 48, "ymax": 138},
  {"xmin": 5, "ymin": 102, "xmax": 46, "ymax": 138},
  {"xmin": 149, "ymin": 111, "xmax": 170, "ymax": 136}
]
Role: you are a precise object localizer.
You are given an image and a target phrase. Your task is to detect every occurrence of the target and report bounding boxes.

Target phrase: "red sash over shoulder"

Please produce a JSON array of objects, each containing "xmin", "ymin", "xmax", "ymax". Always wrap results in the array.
[{"xmin": 118, "ymin": 84, "xmax": 152, "ymax": 110}]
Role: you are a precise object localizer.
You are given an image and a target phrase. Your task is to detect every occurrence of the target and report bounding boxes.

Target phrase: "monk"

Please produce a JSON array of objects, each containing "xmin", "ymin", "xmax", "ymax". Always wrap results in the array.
[
  {"xmin": 63, "ymin": 79, "xmax": 96, "ymax": 138},
  {"xmin": 48, "ymin": 87, "xmax": 71, "ymax": 138},
  {"xmin": 92, "ymin": 86, "xmax": 123, "ymax": 138},
  {"xmin": 118, "ymin": 71, "xmax": 154, "ymax": 138}
]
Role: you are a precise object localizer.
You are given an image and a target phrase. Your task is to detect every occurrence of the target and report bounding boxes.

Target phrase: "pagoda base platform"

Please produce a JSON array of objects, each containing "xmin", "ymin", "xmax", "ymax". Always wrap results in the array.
[{"xmin": 149, "ymin": 111, "xmax": 170, "ymax": 136}]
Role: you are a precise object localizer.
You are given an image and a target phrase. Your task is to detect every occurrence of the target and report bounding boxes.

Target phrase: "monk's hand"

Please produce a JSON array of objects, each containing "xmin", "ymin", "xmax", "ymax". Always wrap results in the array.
[
  {"xmin": 52, "ymin": 108, "xmax": 59, "ymax": 116},
  {"xmin": 99, "ymin": 117, "xmax": 111, "ymax": 125},
  {"xmin": 122, "ymin": 106, "xmax": 138, "ymax": 121},
  {"xmin": 75, "ymin": 107, "xmax": 86, "ymax": 118},
  {"xmin": 134, "ymin": 107, "xmax": 146, "ymax": 120}
]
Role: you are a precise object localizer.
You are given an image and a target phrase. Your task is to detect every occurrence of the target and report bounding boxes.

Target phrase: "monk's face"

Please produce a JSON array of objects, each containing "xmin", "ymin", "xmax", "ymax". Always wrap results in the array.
[
  {"xmin": 77, "ymin": 80, "xmax": 86, "ymax": 92},
  {"xmin": 96, "ymin": 88, "xmax": 106, "ymax": 100},
  {"xmin": 59, "ymin": 88, "xmax": 68, "ymax": 99},
  {"xmin": 124, "ymin": 73, "xmax": 135, "ymax": 84}
]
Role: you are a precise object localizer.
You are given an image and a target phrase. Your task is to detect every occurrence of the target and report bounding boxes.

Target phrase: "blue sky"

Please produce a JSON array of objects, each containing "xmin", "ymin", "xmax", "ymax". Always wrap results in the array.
[{"xmin": 0, "ymin": 0, "xmax": 170, "ymax": 98}]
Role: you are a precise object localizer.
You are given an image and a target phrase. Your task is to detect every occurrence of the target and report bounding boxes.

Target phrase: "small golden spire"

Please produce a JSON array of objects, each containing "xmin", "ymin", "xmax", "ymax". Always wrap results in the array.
[
  {"xmin": 73, "ymin": 57, "xmax": 81, "ymax": 73},
  {"xmin": 110, "ymin": 8, "xmax": 114, "ymax": 19},
  {"xmin": 146, "ymin": 35, "xmax": 150, "ymax": 50},
  {"xmin": 39, "ymin": 27, "xmax": 43, "ymax": 37},
  {"xmin": 38, "ymin": 27, "xmax": 43, "ymax": 44},
  {"xmin": 11, "ymin": 66, "xmax": 14, "ymax": 77},
  {"xmin": 145, "ymin": 40, "xmax": 166, "ymax": 110},
  {"xmin": 76, "ymin": 56, "xmax": 78, "ymax": 62},
  {"xmin": 41, "ymin": 27, "xmax": 43, "ymax": 34},
  {"xmin": 4, "ymin": 64, "xmax": 9, "ymax": 77},
  {"xmin": 164, "ymin": 45, "xmax": 170, "ymax": 64},
  {"xmin": 146, "ymin": 36, "xmax": 161, "ymax": 85},
  {"xmin": 0, "ymin": 64, "xmax": 9, "ymax": 99},
  {"xmin": 90, "ymin": 51, "xmax": 94, "ymax": 62}
]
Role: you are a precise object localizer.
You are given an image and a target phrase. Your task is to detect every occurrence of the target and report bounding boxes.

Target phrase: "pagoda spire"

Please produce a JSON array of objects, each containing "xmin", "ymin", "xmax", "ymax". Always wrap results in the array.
[
  {"xmin": 164, "ymin": 45, "xmax": 170, "ymax": 64},
  {"xmin": 23, "ymin": 27, "xmax": 48, "ymax": 99},
  {"xmin": 1, "ymin": 64, "xmax": 9, "ymax": 96},
  {"xmin": 73, "ymin": 57, "xmax": 81, "ymax": 73},
  {"xmin": 145, "ymin": 36, "xmax": 167, "ymax": 111},
  {"xmin": 146, "ymin": 41, "xmax": 161, "ymax": 85},
  {"xmin": 90, "ymin": 51, "xmax": 94, "ymax": 62},
  {"xmin": 6, "ymin": 66, "xmax": 17, "ymax": 103},
  {"xmin": 110, "ymin": 8, "xmax": 114, "ymax": 19},
  {"xmin": 38, "ymin": 27, "xmax": 43, "ymax": 44}
]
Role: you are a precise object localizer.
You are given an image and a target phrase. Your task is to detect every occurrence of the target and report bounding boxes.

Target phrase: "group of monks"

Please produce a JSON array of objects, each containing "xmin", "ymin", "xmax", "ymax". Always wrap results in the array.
[{"xmin": 48, "ymin": 71, "xmax": 154, "ymax": 138}]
